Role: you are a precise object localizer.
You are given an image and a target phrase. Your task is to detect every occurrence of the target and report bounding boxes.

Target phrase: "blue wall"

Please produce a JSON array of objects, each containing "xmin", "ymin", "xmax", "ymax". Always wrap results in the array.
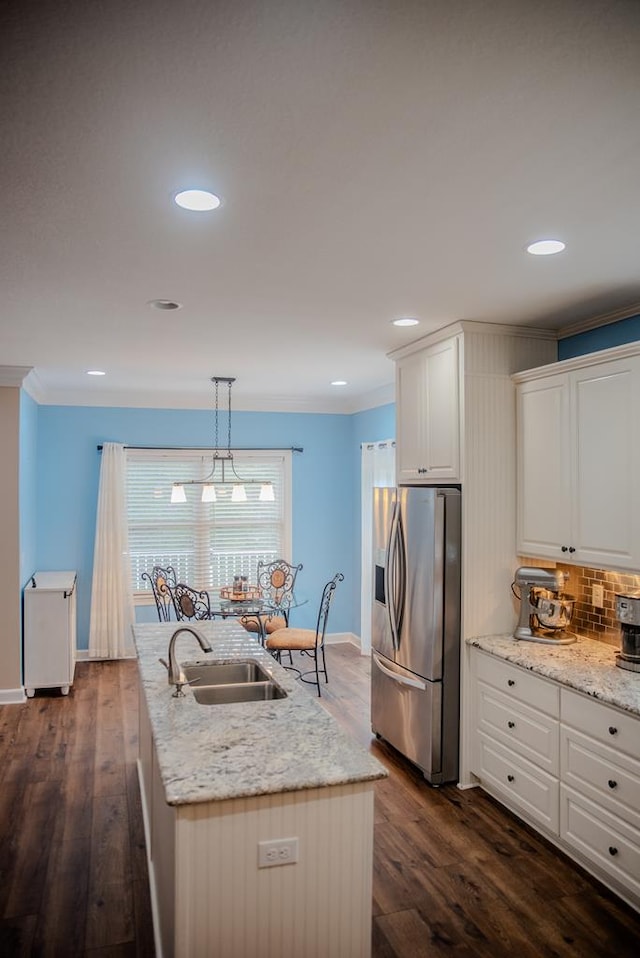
[
  {"xmin": 559, "ymin": 314, "xmax": 640, "ymax": 361},
  {"xmin": 33, "ymin": 402, "xmax": 396, "ymax": 649}
]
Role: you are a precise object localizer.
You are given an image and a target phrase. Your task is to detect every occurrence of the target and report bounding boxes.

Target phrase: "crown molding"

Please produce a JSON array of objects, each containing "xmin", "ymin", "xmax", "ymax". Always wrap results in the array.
[
  {"xmin": 387, "ymin": 320, "xmax": 557, "ymax": 361},
  {"xmin": 0, "ymin": 365, "xmax": 33, "ymax": 388},
  {"xmin": 558, "ymin": 301, "xmax": 640, "ymax": 339},
  {"xmin": 512, "ymin": 339, "xmax": 640, "ymax": 383},
  {"xmin": 27, "ymin": 383, "xmax": 391, "ymax": 415}
]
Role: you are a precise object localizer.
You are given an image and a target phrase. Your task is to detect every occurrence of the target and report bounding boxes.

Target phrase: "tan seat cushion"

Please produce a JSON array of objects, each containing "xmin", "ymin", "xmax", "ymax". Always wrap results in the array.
[
  {"xmin": 240, "ymin": 614, "xmax": 287, "ymax": 634},
  {"xmin": 265, "ymin": 628, "xmax": 316, "ymax": 651}
]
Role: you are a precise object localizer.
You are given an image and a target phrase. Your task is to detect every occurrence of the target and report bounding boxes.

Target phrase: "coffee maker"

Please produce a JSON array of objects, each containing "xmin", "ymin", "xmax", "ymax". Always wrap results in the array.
[
  {"xmin": 512, "ymin": 566, "xmax": 577, "ymax": 645},
  {"xmin": 615, "ymin": 592, "xmax": 640, "ymax": 672}
]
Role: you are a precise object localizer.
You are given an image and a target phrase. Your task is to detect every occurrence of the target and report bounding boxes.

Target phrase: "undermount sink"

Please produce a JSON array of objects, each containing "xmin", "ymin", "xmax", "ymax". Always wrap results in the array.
[
  {"xmin": 191, "ymin": 681, "xmax": 287, "ymax": 705},
  {"xmin": 181, "ymin": 659, "xmax": 287, "ymax": 706},
  {"xmin": 182, "ymin": 660, "xmax": 271, "ymax": 686}
]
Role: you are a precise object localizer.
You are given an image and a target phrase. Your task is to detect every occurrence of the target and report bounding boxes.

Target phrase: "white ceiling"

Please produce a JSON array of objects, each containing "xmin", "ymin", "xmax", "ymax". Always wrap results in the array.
[{"xmin": 2, "ymin": 0, "xmax": 640, "ymax": 413}]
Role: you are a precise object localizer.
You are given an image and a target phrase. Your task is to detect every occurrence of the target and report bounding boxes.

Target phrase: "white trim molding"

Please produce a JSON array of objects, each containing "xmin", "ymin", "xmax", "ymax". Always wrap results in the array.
[
  {"xmin": 0, "ymin": 365, "xmax": 33, "ymax": 388},
  {"xmin": 0, "ymin": 687, "xmax": 27, "ymax": 704},
  {"xmin": 558, "ymin": 301, "xmax": 640, "ymax": 339}
]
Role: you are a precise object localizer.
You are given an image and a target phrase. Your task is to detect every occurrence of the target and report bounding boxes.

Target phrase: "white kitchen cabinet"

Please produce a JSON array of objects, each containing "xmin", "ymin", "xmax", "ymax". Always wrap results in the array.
[
  {"xmin": 470, "ymin": 649, "xmax": 560, "ymax": 832},
  {"xmin": 560, "ymin": 688, "xmax": 640, "ymax": 907},
  {"xmin": 23, "ymin": 571, "xmax": 77, "ymax": 696},
  {"xmin": 395, "ymin": 334, "xmax": 461, "ymax": 482},
  {"xmin": 469, "ymin": 645, "xmax": 640, "ymax": 912},
  {"xmin": 515, "ymin": 348, "xmax": 640, "ymax": 571}
]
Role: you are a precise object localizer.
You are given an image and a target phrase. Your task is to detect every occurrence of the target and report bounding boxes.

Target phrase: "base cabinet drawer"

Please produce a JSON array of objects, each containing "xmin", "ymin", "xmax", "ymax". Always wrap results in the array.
[
  {"xmin": 474, "ymin": 649, "xmax": 559, "ymax": 716},
  {"xmin": 562, "ymin": 688, "xmax": 640, "ymax": 762},
  {"xmin": 560, "ymin": 785, "xmax": 640, "ymax": 903},
  {"xmin": 477, "ymin": 681, "xmax": 559, "ymax": 773},
  {"xmin": 476, "ymin": 733, "xmax": 559, "ymax": 833},
  {"xmin": 561, "ymin": 727, "xmax": 640, "ymax": 831}
]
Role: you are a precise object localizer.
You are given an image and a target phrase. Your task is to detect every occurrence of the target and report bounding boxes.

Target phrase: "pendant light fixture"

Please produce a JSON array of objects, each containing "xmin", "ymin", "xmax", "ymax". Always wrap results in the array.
[{"xmin": 171, "ymin": 377, "xmax": 275, "ymax": 503}]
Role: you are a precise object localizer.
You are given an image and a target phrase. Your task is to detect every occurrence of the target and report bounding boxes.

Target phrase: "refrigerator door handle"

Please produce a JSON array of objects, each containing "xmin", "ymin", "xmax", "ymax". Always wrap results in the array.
[
  {"xmin": 372, "ymin": 653, "xmax": 427, "ymax": 691},
  {"xmin": 386, "ymin": 501, "xmax": 404, "ymax": 651}
]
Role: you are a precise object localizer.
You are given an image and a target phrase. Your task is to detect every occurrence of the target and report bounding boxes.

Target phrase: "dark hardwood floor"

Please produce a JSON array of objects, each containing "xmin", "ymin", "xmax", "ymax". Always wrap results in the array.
[{"xmin": 1, "ymin": 643, "xmax": 639, "ymax": 957}]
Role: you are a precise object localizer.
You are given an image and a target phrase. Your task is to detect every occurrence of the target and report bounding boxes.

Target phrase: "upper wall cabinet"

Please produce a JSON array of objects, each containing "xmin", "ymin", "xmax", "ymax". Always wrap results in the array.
[
  {"xmin": 395, "ymin": 335, "xmax": 461, "ymax": 483},
  {"xmin": 514, "ymin": 348, "xmax": 640, "ymax": 571}
]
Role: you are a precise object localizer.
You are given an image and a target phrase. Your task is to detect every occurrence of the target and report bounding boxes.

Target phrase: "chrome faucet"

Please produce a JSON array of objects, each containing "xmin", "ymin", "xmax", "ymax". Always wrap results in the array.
[{"xmin": 160, "ymin": 626, "xmax": 212, "ymax": 697}]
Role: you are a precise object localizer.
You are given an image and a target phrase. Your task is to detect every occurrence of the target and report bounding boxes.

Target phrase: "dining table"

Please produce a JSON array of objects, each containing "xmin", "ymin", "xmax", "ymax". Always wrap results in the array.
[{"xmin": 207, "ymin": 588, "xmax": 307, "ymax": 643}]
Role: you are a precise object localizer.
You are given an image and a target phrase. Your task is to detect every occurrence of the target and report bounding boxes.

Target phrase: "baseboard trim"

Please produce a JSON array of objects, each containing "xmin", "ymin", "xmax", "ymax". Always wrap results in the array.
[
  {"xmin": 0, "ymin": 687, "xmax": 26, "ymax": 704},
  {"xmin": 325, "ymin": 632, "xmax": 361, "ymax": 650}
]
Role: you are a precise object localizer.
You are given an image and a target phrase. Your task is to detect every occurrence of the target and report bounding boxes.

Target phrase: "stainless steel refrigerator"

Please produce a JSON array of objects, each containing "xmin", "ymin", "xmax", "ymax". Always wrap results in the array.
[{"xmin": 371, "ymin": 486, "xmax": 461, "ymax": 785}]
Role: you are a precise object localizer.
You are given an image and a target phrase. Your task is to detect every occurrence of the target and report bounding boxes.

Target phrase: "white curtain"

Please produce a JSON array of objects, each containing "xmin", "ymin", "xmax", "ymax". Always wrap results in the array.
[
  {"xmin": 360, "ymin": 440, "xmax": 395, "ymax": 655},
  {"xmin": 89, "ymin": 443, "xmax": 135, "ymax": 658}
]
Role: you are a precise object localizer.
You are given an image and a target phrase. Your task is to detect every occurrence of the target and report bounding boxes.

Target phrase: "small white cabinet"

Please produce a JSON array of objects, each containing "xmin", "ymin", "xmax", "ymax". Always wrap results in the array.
[
  {"xmin": 23, "ymin": 571, "xmax": 77, "ymax": 696},
  {"xmin": 395, "ymin": 334, "xmax": 461, "ymax": 483},
  {"xmin": 515, "ymin": 348, "xmax": 640, "ymax": 570}
]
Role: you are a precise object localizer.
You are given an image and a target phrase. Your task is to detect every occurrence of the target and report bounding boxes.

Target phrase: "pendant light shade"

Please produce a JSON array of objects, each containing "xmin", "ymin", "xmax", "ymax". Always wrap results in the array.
[{"xmin": 172, "ymin": 377, "xmax": 275, "ymax": 504}]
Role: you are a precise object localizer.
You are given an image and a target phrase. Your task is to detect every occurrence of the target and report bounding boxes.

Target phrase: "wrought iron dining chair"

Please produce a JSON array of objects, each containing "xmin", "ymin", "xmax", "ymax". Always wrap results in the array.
[
  {"xmin": 141, "ymin": 565, "xmax": 178, "ymax": 621},
  {"xmin": 241, "ymin": 558, "xmax": 303, "ymax": 641},
  {"xmin": 173, "ymin": 582, "xmax": 212, "ymax": 621},
  {"xmin": 265, "ymin": 572, "xmax": 343, "ymax": 696}
]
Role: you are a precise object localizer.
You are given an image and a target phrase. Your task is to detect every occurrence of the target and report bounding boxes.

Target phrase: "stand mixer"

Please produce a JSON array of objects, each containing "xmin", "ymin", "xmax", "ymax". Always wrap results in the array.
[{"xmin": 512, "ymin": 566, "xmax": 577, "ymax": 645}]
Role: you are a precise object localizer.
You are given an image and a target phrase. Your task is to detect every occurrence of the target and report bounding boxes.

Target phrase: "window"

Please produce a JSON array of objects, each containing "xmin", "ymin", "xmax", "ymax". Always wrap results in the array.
[{"xmin": 126, "ymin": 449, "xmax": 292, "ymax": 596}]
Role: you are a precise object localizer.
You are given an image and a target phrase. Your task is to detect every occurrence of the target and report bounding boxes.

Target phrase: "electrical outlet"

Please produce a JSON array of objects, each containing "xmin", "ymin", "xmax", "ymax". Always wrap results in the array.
[
  {"xmin": 258, "ymin": 837, "xmax": 299, "ymax": 868},
  {"xmin": 592, "ymin": 583, "xmax": 604, "ymax": 608}
]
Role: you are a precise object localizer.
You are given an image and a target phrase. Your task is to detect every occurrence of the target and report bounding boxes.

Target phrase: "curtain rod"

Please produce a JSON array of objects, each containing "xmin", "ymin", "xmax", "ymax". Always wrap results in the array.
[{"xmin": 97, "ymin": 444, "xmax": 303, "ymax": 453}]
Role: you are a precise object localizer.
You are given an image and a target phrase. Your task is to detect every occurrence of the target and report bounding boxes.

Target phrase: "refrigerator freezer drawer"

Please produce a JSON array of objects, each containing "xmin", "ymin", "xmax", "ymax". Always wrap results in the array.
[{"xmin": 371, "ymin": 653, "xmax": 454, "ymax": 784}]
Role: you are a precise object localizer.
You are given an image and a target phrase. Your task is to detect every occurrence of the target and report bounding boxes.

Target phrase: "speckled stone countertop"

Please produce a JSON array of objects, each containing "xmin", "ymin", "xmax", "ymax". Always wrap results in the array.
[
  {"xmin": 468, "ymin": 633, "xmax": 640, "ymax": 716},
  {"xmin": 133, "ymin": 621, "xmax": 387, "ymax": 806}
]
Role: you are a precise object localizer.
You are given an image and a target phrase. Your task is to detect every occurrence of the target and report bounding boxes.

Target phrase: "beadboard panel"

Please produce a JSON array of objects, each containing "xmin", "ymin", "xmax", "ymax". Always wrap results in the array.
[
  {"xmin": 463, "ymin": 330, "xmax": 557, "ymax": 377},
  {"xmin": 173, "ymin": 782, "xmax": 374, "ymax": 958},
  {"xmin": 462, "ymin": 373, "xmax": 518, "ymax": 639}
]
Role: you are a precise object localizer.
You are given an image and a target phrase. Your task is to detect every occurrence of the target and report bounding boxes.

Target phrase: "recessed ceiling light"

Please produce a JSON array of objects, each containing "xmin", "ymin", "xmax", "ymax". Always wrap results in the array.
[
  {"xmin": 526, "ymin": 239, "xmax": 566, "ymax": 256},
  {"xmin": 87, "ymin": 370, "xmax": 106, "ymax": 376},
  {"xmin": 174, "ymin": 189, "xmax": 221, "ymax": 211},
  {"xmin": 331, "ymin": 380, "xmax": 347, "ymax": 386},
  {"xmin": 392, "ymin": 317, "xmax": 420, "ymax": 327},
  {"xmin": 148, "ymin": 299, "xmax": 182, "ymax": 310}
]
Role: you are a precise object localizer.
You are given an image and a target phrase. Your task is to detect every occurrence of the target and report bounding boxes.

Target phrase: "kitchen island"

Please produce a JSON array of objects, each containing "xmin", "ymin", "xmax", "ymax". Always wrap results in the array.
[{"xmin": 133, "ymin": 621, "xmax": 386, "ymax": 958}]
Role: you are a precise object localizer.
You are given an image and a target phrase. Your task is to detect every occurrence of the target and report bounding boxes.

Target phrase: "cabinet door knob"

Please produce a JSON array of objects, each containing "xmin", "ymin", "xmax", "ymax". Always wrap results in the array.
[
  {"xmin": 508, "ymin": 679, "xmax": 515, "ymax": 687},
  {"xmin": 508, "ymin": 721, "xmax": 515, "ymax": 729},
  {"xmin": 507, "ymin": 774, "xmax": 515, "ymax": 783},
  {"xmin": 609, "ymin": 846, "xmax": 618, "ymax": 857},
  {"xmin": 608, "ymin": 726, "xmax": 618, "ymax": 736},
  {"xmin": 561, "ymin": 546, "xmax": 568, "ymax": 552},
  {"xmin": 568, "ymin": 546, "xmax": 576, "ymax": 553},
  {"xmin": 608, "ymin": 780, "xmax": 618, "ymax": 789}
]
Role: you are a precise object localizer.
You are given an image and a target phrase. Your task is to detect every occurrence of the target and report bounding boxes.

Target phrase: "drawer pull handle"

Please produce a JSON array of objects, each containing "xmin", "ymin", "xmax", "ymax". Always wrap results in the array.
[
  {"xmin": 507, "ymin": 679, "xmax": 515, "ymax": 687},
  {"xmin": 568, "ymin": 547, "xmax": 576, "ymax": 553},
  {"xmin": 608, "ymin": 726, "xmax": 618, "ymax": 736},
  {"xmin": 609, "ymin": 846, "xmax": 618, "ymax": 857},
  {"xmin": 508, "ymin": 721, "xmax": 516, "ymax": 729},
  {"xmin": 507, "ymin": 774, "xmax": 515, "ymax": 783},
  {"xmin": 561, "ymin": 546, "xmax": 568, "ymax": 552},
  {"xmin": 608, "ymin": 780, "xmax": 618, "ymax": 789}
]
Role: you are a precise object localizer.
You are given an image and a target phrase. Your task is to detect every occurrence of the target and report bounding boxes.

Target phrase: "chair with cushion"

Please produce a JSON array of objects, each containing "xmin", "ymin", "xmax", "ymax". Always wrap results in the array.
[
  {"xmin": 141, "ymin": 565, "xmax": 178, "ymax": 621},
  {"xmin": 173, "ymin": 582, "xmax": 212, "ymax": 621},
  {"xmin": 265, "ymin": 572, "xmax": 343, "ymax": 696},
  {"xmin": 241, "ymin": 558, "xmax": 303, "ymax": 642}
]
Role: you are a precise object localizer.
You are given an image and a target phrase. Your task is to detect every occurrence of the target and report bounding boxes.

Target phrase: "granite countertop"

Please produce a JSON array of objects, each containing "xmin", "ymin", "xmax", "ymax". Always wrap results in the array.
[
  {"xmin": 133, "ymin": 621, "xmax": 387, "ymax": 806},
  {"xmin": 467, "ymin": 633, "xmax": 640, "ymax": 717}
]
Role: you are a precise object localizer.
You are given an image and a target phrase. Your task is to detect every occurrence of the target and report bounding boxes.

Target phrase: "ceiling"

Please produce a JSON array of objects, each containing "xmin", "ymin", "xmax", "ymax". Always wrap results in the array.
[{"xmin": 2, "ymin": 0, "xmax": 640, "ymax": 413}]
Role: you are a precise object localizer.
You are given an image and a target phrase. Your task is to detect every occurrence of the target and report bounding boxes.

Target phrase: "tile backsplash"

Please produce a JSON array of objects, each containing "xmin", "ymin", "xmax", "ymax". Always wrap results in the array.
[{"xmin": 553, "ymin": 563, "xmax": 640, "ymax": 647}]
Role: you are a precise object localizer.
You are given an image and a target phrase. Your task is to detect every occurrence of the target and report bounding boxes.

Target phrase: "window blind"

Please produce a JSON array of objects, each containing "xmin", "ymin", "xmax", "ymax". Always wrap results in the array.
[{"xmin": 125, "ymin": 448, "xmax": 292, "ymax": 595}]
